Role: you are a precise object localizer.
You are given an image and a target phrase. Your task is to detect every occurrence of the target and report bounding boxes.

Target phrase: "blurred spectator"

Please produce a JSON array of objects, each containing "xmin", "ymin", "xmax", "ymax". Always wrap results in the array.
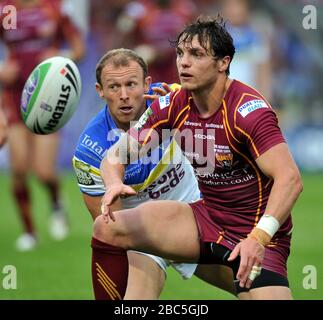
[
  {"xmin": 0, "ymin": 106, "xmax": 7, "ymax": 148},
  {"xmin": 90, "ymin": 0, "xmax": 131, "ymax": 52},
  {"xmin": 220, "ymin": 0, "xmax": 273, "ymax": 100},
  {"xmin": 116, "ymin": 0, "xmax": 196, "ymax": 83},
  {"xmin": 0, "ymin": 0, "xmax": 85, "ymax": 251},
  {"xmin": 63, "ymin": 0, "xmax": 90, "ymax": 36}
]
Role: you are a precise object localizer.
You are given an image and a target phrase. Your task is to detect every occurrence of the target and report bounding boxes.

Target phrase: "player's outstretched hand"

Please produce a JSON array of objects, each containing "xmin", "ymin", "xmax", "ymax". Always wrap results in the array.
[
  {"xmin": 143, "ymin": 82, "xmax": 172, "ymax": 101},
  {"xmin": 101, "ymin": 184, "xmax": 137, "ymax": 223},
  {"xmin": 227, "ymin": 237, "xmax": 265, "ymax": 289}
]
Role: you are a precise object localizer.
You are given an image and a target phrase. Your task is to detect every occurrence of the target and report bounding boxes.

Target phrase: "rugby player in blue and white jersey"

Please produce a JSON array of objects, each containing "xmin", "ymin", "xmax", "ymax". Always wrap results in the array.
[{"xmin": 73, "ymin": 49, "xmax": 234, "ymax": 300}]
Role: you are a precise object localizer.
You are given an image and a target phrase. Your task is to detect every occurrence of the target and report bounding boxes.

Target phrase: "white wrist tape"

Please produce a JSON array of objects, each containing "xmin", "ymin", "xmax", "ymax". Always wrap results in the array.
[{"xmin": 256, "ymin": 215, "xmax": 280, "ymax": 238}]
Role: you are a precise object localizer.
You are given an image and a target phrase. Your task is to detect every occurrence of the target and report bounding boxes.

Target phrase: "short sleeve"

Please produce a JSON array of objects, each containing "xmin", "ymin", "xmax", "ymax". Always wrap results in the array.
[{"xmin": 235, "ymin": 97, "xmax": 285, "ymax": 159}]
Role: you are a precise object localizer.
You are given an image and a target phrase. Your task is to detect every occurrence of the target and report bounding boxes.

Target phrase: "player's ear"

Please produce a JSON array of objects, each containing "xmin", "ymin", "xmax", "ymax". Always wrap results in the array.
[
  {"xmin": 218, "ymin": 56, "xmax": 231, "ymax": 73},
  {"xmin": 144, "ymin": 76, "xmax": 152, "ymax": 93},
  {"xmin": 95, "ymin": 82, "xmax": 104, "ymax": 98}
]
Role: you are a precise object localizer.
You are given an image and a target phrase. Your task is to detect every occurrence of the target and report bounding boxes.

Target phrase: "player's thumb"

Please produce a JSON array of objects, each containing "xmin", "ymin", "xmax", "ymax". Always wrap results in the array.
[
  {"xmin": 227, "ymin": 245, "xmax": 240, "ymax": 261},
  {"xmin": 123, "ymin": 185, "xmax": 137, "ymax": 196}
]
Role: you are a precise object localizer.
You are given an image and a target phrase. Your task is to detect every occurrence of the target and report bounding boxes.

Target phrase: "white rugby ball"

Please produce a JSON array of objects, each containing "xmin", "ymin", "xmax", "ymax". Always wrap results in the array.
[{"xmin": 21, "ymin": 56, "xmax": 81, "ymax": 134}]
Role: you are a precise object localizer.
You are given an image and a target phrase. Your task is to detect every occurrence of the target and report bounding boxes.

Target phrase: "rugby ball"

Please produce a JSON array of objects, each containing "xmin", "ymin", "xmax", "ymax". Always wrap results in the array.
[{"xmin": 21, "ymin": 56, "xmax": 81, "ymax": 134}]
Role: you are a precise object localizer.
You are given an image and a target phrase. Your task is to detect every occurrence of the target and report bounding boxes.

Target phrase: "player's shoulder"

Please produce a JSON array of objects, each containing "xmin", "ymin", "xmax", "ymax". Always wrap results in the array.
[
  {"xmin": 75, "ymin": 106, "xmax": 119, "ymax": 160},
  {"xmin": 156, "ymin": 87, "xmax": 190, "ymax": 112},
  {"xmin": 81, "ymin": 107, "xmax": 107, "ymax": 134},
  {"xmin": 226, "ymin": 80, "xmax": 273, "ymax": 120}
]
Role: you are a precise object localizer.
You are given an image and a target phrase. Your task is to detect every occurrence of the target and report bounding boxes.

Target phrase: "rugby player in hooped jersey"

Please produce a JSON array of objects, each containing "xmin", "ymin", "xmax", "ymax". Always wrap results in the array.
[
  {"xmin": 0, "ymin": 0, "xmax": 85, "ymax": 251},
  {"xmin": 73, "ymin": 48, "xmax": 235, "ymax": 300},
  {"xmin": 98, "ymin": 17, "xmax": 303, "ymax": 299}
]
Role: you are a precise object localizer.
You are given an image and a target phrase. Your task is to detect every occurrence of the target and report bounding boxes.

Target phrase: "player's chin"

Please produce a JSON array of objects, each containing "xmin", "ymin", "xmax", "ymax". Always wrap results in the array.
[
  {"xmin": 118, "ymin": 110, "xmax": 136, "ymax": 120},
  {"xmin": 179, "ymin": 81, "xmax": 197, "ymax": 91}
]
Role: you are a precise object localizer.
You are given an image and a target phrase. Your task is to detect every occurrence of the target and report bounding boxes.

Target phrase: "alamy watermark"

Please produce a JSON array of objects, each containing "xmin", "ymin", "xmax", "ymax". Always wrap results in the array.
[
  {"xmin": 302, "ymin": 5, "xmax": 317, "ymax": 30},
  {"xmin": 1, "ymin": 5, "xmax": 17, "ymax": 30},
  {"xmin": 2, "ymin": 265, "xmax": 17, "ymax": 290},
  {"xmin": 302, "ymin": 265, "xmax": 317, "ymax": 290}
]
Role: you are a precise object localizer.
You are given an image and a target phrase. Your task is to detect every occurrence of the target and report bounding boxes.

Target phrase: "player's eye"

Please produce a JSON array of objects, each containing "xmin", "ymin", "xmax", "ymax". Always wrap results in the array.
[
  {"xmin": 128, "ymin": 82, "xmax": 137, "ymax": 88},
  {"xmin": 176, "ymin": 49, "xmax": 183, "ymax": 57},
  {"xmin": 192, "ymin": 50, "xmax": 203, "ymax": 58},
  {"xmin": 108, "ymin": 84, "xmax": 118, "ymax": 91}
]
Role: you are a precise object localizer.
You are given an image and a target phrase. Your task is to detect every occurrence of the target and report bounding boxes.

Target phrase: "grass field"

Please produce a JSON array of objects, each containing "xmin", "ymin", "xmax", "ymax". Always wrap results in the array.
[{"xmin": 0, "ymin": 171, "xmax": 322, "ymax": 300}]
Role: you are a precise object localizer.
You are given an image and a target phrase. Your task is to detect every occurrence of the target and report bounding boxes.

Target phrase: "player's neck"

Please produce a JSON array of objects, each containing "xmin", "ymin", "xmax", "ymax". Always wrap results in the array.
[{"xmin": 192, "ymin": 77, "xmax": 232, "ymax": 118}]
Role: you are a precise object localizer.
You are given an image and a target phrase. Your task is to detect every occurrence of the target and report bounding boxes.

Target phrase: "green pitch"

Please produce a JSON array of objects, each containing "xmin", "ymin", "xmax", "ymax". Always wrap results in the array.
[{"xmin": 0, "ymin": 171, "xmax": 322, "ymax": 300}]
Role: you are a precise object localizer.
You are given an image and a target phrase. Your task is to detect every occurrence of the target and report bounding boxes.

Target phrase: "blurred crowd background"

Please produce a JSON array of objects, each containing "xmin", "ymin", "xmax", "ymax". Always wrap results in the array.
[{"xmin": 0, "ymin": 0, "xmax": 322, "ymax": 171}]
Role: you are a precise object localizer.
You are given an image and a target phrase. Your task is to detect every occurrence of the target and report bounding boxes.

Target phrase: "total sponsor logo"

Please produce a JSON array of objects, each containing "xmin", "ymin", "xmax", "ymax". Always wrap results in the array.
[
  {"xmin": 237, "ymin": 100, "xmax": 269, "ymax": 118},
  {"xmin": 81, "ymin": 134, "xmax": 106, "ymax": 158}
]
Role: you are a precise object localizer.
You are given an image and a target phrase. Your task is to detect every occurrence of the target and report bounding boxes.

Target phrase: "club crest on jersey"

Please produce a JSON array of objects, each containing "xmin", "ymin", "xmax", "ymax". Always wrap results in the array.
[
  {"xmin": 215, "ymin": 152, "xmax": 234, "ymax": 169},
  {"xmin": 214, "ymin": 145, "xmax": 234, "ymax": 169},
  {"xmin": 159, "ymin": 93, "xmax": 171, "ymax": 110},
  {"xmin": 237, "ymin": 100, "xmax": 268, "ymax": 118}
]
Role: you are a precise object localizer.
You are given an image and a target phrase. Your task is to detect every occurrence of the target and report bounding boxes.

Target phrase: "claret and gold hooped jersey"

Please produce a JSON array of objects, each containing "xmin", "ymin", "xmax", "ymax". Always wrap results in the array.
[{"xmin": 72, "ymin": 83, "xmax": 200, "ymax": 208}]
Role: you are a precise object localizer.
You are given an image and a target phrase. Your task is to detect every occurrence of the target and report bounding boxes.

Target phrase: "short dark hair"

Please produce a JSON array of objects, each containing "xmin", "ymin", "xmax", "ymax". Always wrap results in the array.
[
  {"xmin": 96, "ymin": 48, "xmax": 148, "ymax": 86},
  {"xmin": 171, "ymin": 15, "xmax": 235, "ymax": 75}
]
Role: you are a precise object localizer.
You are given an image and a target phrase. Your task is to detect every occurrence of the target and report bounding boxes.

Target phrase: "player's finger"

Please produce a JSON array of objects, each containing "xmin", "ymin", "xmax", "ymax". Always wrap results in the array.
[
  {"xmin": 161, "ymin": 82, "xmax": 172, "ymax": 92},
  {"xmin": 101, "ymin": 203, "xmax": 110, "ymax": 223},
  {"xmin": 246, "ymin": 264, "xmax": 262, "ymax": 289},
  {"xmin": 241, "ymin": 258, "xmax": 255, "ymax": 288},
  {"xmin": 227, "ymin": 244, "xmax": 240, "ymax": 261},
  {"xmin": 109, "ymin": 209, "xmax": 116, "ymax": 222},
  {"xmin": 152, "ymin": 87, "xmax": 167, "ymax": 96},
  {"xmin": 123, "ymin": 185, "xmax": 137, "ymax": 196},
  {"xmin": 143, "ymin": 94, "xmax": 159, "ymax": 100},
  {"xmin": 237, "ymin": 255, "xmax": 250, "ymax": 287},
  {"xmin": 104, "ymin": 190, "xmax": 119, "ymax": 206}
]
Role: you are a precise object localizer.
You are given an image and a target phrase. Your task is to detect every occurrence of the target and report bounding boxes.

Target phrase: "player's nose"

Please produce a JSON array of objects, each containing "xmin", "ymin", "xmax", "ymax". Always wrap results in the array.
[
  {"xmin": 120, "ymin": 86, "xmax": 129, "ymax": 100},
  {"xmin": 179, "ymin": 52, "xmax": 191, "ymax": 68}
]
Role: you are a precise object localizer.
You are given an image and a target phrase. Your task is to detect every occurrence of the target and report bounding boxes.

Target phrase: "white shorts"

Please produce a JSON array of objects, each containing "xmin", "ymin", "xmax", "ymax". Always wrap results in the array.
[{"xmin": 130, "ymin": 250, "xmax": 197, "ymax": 279}]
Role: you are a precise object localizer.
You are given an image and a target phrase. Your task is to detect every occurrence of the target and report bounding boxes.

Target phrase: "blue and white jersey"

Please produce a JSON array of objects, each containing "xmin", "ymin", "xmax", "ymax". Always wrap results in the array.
[{"xmin": 73, "ymin": 83, "xmax": 200, "ymax": 208}]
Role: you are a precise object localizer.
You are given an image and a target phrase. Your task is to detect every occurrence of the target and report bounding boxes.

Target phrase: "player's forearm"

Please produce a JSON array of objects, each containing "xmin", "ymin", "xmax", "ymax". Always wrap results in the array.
[
  {"xmin": 101, "ymin": 133, "xmax": 132, "ymax": 187},
  {"xmin": 100, "ymin": 155, "xmax": 126, "ymax": 189},
  {"xmin": 264, "ymin": 168, "xmax": 303, "ymax": 225},
  {"xmin": 250, "ymin": 143, "xmax": 303, "ymax": 245},
  {"xmin": 249, "ymin": 168, "xmax": 303, "ymax": 246}
]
